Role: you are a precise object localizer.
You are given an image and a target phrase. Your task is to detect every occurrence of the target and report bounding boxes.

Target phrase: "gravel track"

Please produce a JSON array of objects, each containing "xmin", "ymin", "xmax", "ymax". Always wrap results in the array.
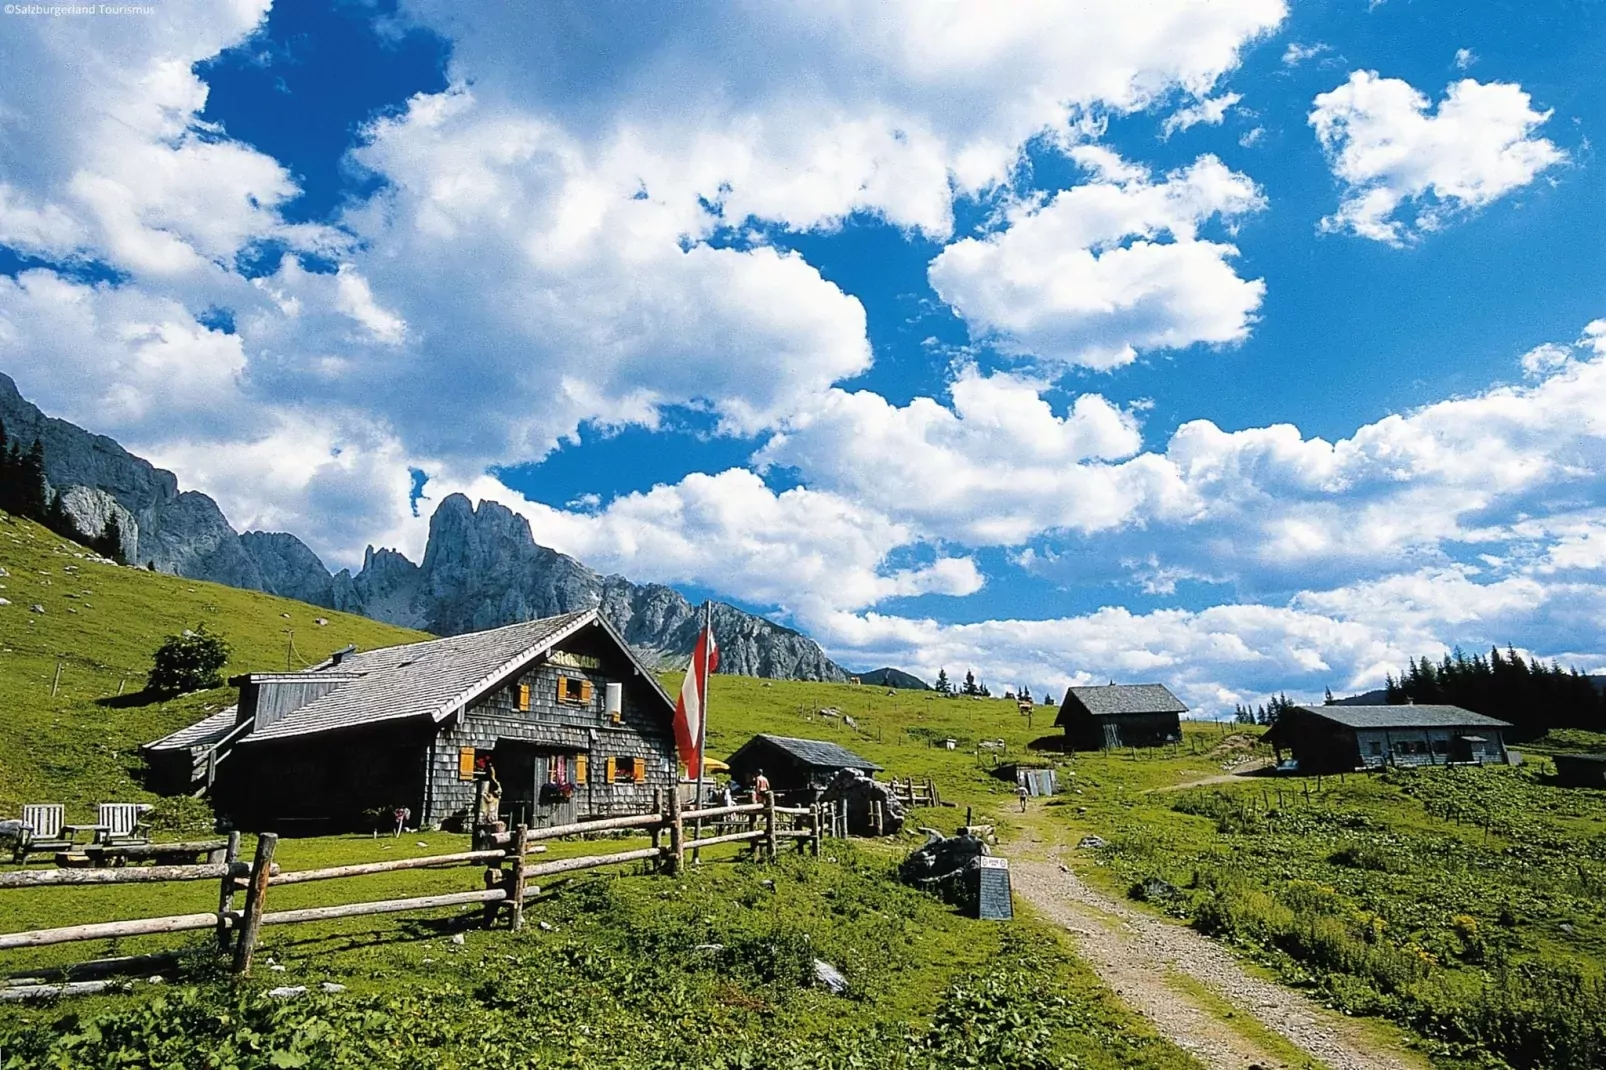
[{"xmin": 1009, "ymin": 853, "xmax": 1424, "ymax": 1070}]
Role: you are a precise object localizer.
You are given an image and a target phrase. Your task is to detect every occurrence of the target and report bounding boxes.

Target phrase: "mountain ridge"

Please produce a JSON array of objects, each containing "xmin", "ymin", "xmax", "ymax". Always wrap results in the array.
[{"xmin": 0, "ymin": 373, "xmax": 847, "ymax": 681}]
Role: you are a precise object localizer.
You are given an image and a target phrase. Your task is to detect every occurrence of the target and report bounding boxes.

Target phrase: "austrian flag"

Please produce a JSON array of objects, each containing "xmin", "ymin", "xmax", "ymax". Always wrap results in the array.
[{"xmin": 673, "ymin": 621, "xmax": 719, "ymax": 775}]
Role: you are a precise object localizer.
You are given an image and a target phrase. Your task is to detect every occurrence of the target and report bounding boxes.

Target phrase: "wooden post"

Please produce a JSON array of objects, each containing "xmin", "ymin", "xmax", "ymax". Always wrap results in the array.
[
  {"xmin": 650, "ymin": 790, "xmax": 663, "ymax": 853},
  {"xmin": 809, "ymin": 803, "xmax": 821, "ymax": 856},
  {"xmin": 666, "ymin": 783, "xmax": 683, "ymax": 875},
  {"xmin": 508, "ymin": 824, "xmax": 529, "ymax": 931},
  {"xmin": 50, "ymin": 660, "xmax": 62, "ymax": 697},
  {"xmin": 231, "ymin": 833, "xmax": 277, "ymax": 976},
  {"xmin": 215, "ymin": 831, "xmax": 240, "ymax": 950},
  {"xmin": 764, "ymin": 792, "xmax": 777, "ymax": 861}
]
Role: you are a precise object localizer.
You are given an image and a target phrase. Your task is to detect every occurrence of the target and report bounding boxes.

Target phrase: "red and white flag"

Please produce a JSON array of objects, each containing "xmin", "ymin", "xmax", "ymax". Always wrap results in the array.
[{"xmin": 674, "ymin": 620, "xmax": 719, "ymax": 775}]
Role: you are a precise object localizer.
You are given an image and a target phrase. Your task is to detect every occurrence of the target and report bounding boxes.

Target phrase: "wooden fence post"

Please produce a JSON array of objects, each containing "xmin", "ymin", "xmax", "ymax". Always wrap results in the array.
[
  {"xmin": 508, "ymin": 824, "xmax": 529, "ymax": 931},
  {"xmin": 231, "ymin": 833, "xmax": 277, "ymax": 976},
  {"xmin": 215, "ymin": 831, "xmax": 240, "ymax": 950},
  {"xmin": 764, "ymin": 793, "xmax": 777, "ymax": 861},
  {"xmin": 666, "ymin": 784, "xmax": 683, "ymax": 875},
  {"xmin": 809, "ymin": 803, "xmax": 821, "ymax": 857},
  {"xmin": 650, "ymin": 790, "xmax": 663, "ymax": 854}
]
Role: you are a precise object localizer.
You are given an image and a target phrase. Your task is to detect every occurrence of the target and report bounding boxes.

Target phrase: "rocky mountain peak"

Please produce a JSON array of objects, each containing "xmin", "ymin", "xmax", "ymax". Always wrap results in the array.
[{"xmin": 0, "ymin": 376, "xmax": 848, "ymax": 681}]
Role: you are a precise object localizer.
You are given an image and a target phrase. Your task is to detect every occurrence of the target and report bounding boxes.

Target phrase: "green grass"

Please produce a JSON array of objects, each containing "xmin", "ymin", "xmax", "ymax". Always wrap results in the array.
[
  {"xmin": 1, "ymin": 842, "xmax": 1204, "ymax": 1070},
  {"xmin": 0, "ymin": 513, "xmax": 427, "ymax": 814},
  {"xmin": 1049, "ymin": 740, "xmax": 1606, "ymax": 1070},
  {"xmin": 0, "ymin": 515, "xmax": 1209, "ymax": 1069}
]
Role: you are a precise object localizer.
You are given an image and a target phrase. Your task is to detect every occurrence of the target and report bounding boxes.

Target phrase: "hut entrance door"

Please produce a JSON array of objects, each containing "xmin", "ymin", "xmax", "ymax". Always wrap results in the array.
[
  {"xmin": 533, "ymin": 749, "xmax": 579, "ymax": 829},
  {"xmin": 492, "ymin": 741, "xmax": 538, "ymax": 829}
]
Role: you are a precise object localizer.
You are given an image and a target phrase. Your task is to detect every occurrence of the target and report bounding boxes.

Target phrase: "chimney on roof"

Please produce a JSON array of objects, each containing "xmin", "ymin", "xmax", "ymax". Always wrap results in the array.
[{"xmin": 330, "ymin": 643, "xmax": 357, "ymax": 667}]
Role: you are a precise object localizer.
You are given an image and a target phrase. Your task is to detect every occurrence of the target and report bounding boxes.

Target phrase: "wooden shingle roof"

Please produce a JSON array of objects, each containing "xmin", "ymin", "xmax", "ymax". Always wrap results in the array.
[
  {"xmin": 1291, "ymin": 704, "xmax": 1511, "ymax": 730},
  {"xmin": 241, "ymin": 610, "xmax": 672, "ymax": 743},
  {"xmin": 727, "ymin": 734, "xmax": 882, "ymax": 772},
  {"xmin": 143, "ymin": 707, "xmax": 238, "ymax": 752},
  {"xmin": 1056, "ymin": 683, "xmax": 1187, "ymax": 726}
]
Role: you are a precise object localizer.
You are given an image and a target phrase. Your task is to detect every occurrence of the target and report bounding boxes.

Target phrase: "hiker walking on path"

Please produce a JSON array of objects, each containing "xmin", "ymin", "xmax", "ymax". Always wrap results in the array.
[{"xmin": 1017, "ymin": 782, "xmax": 1029, "ymax": 812}]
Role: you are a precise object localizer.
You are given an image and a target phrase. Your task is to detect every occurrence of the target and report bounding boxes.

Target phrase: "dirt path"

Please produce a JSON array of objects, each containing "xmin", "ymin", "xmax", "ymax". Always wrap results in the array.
[
  {"xmin": 1153, "ymin": 763, "xmax": 1271, "ymax": 793},
  {"xmin": 1008, "ymin": 850, "xmax": 1425, "ymax": 1070}
]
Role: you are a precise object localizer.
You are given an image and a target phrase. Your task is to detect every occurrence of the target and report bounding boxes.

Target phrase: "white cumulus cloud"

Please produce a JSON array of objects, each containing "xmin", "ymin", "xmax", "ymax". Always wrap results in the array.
[
  {"xmin": 929, "ymin": 149, "xmax": 1267, "ymax": 369},
  {"xmin": 1310, "ymin": 71, "xmax": 1566, "ymax": 244}
]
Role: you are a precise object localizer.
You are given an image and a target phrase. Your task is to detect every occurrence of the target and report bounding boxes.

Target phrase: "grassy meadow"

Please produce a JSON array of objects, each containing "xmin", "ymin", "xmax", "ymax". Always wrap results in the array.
[
  {"xmin": 4, "ymin": 506, "xmax": 1606, "ymax": 1068},
  {"xmin": 0, "ymin": 513, "xmax": 1197, "ymax": 1069},
  {"xmin": 0, "ymin": 513, "xmax": 427, "ymax": 815},
  {"xmin": 1055, "ymin": 741, "xmax": 1606, "ymax": 1070}
]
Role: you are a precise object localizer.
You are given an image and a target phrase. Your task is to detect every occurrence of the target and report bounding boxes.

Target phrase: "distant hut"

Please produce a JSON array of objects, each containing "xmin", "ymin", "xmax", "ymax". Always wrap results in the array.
[
  {"xmin": 1263, "ymin": 704, "xmax": 1513, "ymax": 774},
  {"xmin": 1552, "ymin": 753, "xmax": 1606, "ymax": 789},
  {"xmin": 724, "ymin": 734, "xmax": 882, "ymax": 803},
  {"xmin": 143, "ymin": 609, "xmax": 679, "ymax": 833},
  {"xmin": 1056, "ymin": 683, "xmax": 1187, "ymax": 750}
]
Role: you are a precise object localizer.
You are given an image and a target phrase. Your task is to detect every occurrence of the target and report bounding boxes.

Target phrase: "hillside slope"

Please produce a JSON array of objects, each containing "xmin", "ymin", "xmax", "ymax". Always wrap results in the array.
[{"xmin": 0, "ymin": 513, "xmax": 428, "ymax": 813}]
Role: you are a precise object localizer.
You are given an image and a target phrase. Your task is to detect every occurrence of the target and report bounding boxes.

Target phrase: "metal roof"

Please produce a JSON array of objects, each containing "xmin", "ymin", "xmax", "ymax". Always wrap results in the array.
[
  {"xmin": 143, "ymin": 707, "xmax": 238, "ymax": 752},
  {"xmin": 1292, "ymin": 704, "xmax": 1513, "ymax": 730},
  {"xmin": 727, "ymin": 733, "xmax": 882, "ymax": 772},
  {"xmin": 240, "ymin": 610, "xmax": 673, "ymax": 743},
  {"xmin": 1057, "ymin": 683, "xmax": 1188, "ymax": 725}
]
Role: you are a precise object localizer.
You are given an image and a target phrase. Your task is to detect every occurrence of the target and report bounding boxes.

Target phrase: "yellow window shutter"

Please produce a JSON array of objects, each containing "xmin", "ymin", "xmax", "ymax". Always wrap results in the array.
[
  {"xmin": 632, "ymin": 758, "xmax": 646, "ymax": 784},
  {"xmin": 556, "ymin": 678, "xmax": 567, "ymax": 703},
  {"xmin": 458, "ymin": 747, "xmax": 476, "ymax": 781},
  {"xmin": 605, "ymin": 756, "xmax": 616, "ymax": 783},
  {"xmin": 518, "ymin": 684, "xmax": 530, "ymax": 711},
  {"xmin": 580, "ymin": 679, "xmax": 593, "ymax": 703},
  {"xmin": 575, "ymin": 755, "xmax": 587, "ymax": 784}
]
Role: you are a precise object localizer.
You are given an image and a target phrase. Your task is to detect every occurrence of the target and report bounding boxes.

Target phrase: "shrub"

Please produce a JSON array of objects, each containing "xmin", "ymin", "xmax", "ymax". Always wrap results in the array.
[
  {"xmin": 144, "ymin": 795, "xmax": 216, "ymax": 836},
  {"xmin": 147, "ymin": 625, "xmax": 231, "ymax": 695}
]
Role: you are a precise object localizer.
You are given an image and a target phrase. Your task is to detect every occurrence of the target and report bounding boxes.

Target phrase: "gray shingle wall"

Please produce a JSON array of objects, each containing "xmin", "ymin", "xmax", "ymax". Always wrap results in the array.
[{"xmin": 423, "ymin": 657, "xmax": 676, "ymax": 827}]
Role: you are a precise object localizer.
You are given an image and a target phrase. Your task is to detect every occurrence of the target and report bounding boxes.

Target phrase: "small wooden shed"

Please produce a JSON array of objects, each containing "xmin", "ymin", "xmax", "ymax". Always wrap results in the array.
[
  {"xmin": 1055, "ymin": 683, "xmax": 1187, "ymax": 750},
  {"xmin": 724, "ymin": 734, "xmax": 882, "ymax": 801}
]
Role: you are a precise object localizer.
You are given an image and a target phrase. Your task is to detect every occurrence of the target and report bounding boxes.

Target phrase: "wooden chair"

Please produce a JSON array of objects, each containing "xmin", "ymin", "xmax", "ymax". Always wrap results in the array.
[
  {"xmin": 96, "ymin": 802, "xmax": 150, "ymax": 846},
  {"xmin": 15, "ymin": 804, "xmax": 71, "ymax": 863}
]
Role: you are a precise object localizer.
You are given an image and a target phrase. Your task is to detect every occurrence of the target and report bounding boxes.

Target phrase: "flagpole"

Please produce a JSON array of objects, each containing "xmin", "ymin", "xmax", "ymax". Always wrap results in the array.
[{"xmin": 692, "ymin": 601, "xmax": 711, "ymax": 863}]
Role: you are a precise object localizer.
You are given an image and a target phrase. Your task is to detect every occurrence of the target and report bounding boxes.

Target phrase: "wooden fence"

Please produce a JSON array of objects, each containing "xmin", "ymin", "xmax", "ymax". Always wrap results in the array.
[
  {"xmin": 888, "ymin": 776, "xmax": 942, "ymax": 809},
  {"xmin": 0, "ymin": 796, "xmax": 822, "ymax": 983}
]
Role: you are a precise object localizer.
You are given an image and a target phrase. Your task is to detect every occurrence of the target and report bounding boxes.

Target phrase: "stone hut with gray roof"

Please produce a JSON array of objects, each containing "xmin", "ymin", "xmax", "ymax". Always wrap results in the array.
[
  {"xmin": 146, "ymin": 609, "xmax": 679, "ymax": 833},
  {"xmin": 1263, "ymin": 704, "xmax": 1512, "ymax": 774},
  {"xmin": 1055, "ymin": 683, "xmax": 1188, "ymax": 750}
]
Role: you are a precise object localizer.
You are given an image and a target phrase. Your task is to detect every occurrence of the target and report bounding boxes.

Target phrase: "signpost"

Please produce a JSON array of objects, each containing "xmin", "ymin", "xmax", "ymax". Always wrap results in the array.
[{"xmin": 976, "ymin": 856, "xmax": 1013, "ymax": 920}]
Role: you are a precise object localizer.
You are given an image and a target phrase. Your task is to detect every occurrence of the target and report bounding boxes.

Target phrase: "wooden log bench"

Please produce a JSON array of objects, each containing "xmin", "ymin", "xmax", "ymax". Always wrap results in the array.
[{"xmin": 70, "ymin": 839, "xmax": 231, "ymax": 869}]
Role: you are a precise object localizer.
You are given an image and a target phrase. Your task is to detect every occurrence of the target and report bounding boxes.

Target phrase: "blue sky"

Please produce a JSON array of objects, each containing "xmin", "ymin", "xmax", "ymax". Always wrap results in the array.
[{"xmin": 2, "ymin": 1, "xmax": 1605, "ymax": 709}]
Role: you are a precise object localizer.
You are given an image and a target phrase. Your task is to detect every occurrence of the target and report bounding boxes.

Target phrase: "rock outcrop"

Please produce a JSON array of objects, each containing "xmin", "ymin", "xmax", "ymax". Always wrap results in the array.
[{"xmin": 0, "ymin": 374, "xmax": 848, "ymax": 681}]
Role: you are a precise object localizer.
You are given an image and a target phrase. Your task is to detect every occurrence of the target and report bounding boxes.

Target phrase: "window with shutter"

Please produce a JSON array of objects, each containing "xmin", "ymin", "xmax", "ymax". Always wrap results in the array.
[
  {"xmin": 575, "ymin": 755, "xmax": 588, "ymax": 784},
  {"xmin": 457, "ymin": 747, "xmax": 476, "ymax": 781},
  {"xmin": 518, "ymin": 683, "xmax": 530, "ymax": 711},
  {"xmin": 632, "ymin": 758, "xmax": 646, "ymax": 784},
  {"xmin": 605, "ymin": 756, "xmax": 616, "ymax": 782},
  {"xmin": 557, "ymin": 675, "xmax": 587, "ymax": 704},
  {"xmin": 580, "ymin": 679, "xmax": 593, "ymax": 703}
]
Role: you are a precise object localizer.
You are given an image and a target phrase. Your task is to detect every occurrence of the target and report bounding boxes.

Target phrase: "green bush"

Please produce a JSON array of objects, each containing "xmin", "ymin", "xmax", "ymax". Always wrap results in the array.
[
  {"xmin": 147, "ymin": 625, "xmax": 231, "ymax": 695},
  {"xmin": 143, "ymin": 794, "xmax": 216, "ymax": 836}
]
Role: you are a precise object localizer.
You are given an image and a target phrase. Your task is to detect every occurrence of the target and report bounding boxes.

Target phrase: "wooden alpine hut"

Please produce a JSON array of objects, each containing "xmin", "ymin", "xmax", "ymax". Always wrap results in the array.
[{"xmin": 144, "ymin": 609, "xmax": 680, "ymax": 833}]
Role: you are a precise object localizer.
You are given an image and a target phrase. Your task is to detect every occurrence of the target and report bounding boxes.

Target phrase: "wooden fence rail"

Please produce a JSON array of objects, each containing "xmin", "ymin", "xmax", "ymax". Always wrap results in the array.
[{"xmin": 0, "ymin": 797, "xmax": 824, "ymax": 984}]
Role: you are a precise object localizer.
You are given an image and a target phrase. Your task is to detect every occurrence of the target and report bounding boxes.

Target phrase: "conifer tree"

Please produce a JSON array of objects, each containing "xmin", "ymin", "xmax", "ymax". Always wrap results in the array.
[{"xmin": 935, "ymin": 668, "xmax": 951, "ymax": 695}]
